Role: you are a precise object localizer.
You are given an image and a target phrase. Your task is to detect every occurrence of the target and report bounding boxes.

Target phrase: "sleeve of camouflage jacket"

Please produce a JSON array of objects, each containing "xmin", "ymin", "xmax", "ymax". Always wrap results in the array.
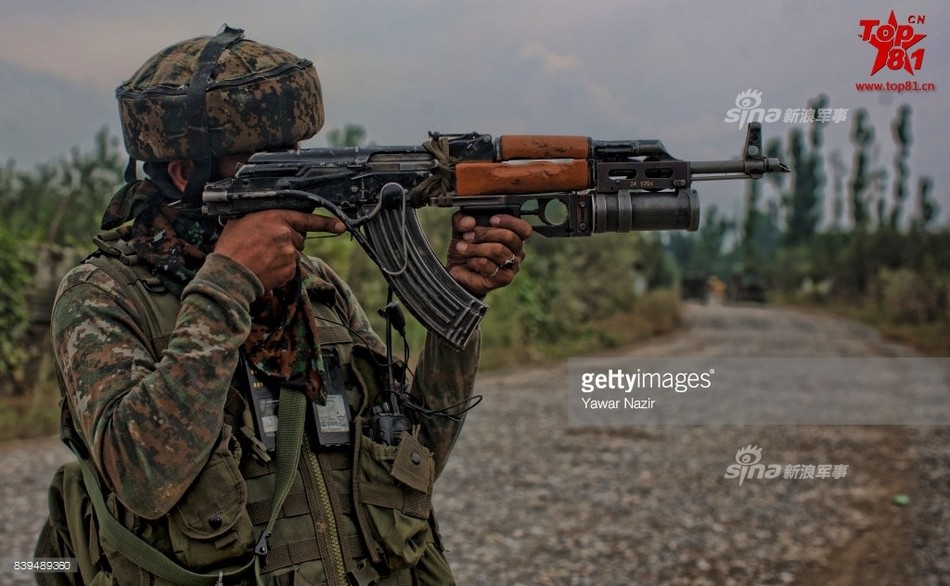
[
  {"xmin": 52, "ymin": 253, "xmax": 264, "ymax": 519},
  {"xmin": 410, "ymin": 330, "xmax": 481, "ymax": 479},
  {"xmin": 305, "ymin": 257, "xmax": 481, "ymax": 479}
]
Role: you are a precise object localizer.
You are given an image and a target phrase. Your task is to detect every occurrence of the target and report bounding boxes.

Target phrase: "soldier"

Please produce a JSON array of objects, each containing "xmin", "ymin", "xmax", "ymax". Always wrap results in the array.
[{"xmin": 35, "ymin": 26, "xmax": 531, "ymax": 585}]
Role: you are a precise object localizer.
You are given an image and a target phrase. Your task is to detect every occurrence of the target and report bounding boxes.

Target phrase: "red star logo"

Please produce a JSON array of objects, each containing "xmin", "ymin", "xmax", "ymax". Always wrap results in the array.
[{"xmin": 867, "ymin": 11, "xmax": 926, "ymax": 75}]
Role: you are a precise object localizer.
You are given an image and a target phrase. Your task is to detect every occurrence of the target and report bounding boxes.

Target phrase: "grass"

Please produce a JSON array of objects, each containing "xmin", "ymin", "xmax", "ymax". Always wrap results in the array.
[
  {"xmin": 477, "ymin": 289, "xmax": 683, "ymax": 370},
  {"xmin": 781, "ymin": 295, "xmax": 950, "ymax": 357},
  {"xmin": 872, "ymin": 321, "xmax": 950, "ymax": 356},
  {"xmin": 0, "ymin": 375, "xmax": 61, "ymax": 442}
]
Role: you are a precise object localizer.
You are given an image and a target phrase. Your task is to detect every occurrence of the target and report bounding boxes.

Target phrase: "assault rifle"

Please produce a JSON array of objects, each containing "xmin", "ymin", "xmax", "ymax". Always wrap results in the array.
[{"xmin": 203, "ymin": 122, "xmax": 788, "ymax": 350}]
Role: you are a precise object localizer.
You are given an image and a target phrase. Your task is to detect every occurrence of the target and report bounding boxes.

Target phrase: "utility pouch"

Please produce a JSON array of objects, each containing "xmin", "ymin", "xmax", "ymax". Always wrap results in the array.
[
  {"xmin": 165, "ymin": 424, "xmax": 256, "ymax": 569},
  {"xmin": 38, "ymin": 430, "xmax": 257, "ymax": 586},
  {"xmin": 354, "ymin": 428, "xmax": 436, "ymax": 571},
  {"xmin": 93, "ymin": 424, "xmax": 256, "ymax": 584}
]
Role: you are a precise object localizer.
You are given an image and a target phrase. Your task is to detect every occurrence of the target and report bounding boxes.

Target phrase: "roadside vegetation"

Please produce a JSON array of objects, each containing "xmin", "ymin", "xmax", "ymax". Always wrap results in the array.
[
  {"xmin": 2, "ymin": 98, "xmax": 945, "ymax": 440},
  {"xmin": 667, "ymin": 97, "xmax": 948, "ymax": 357}
]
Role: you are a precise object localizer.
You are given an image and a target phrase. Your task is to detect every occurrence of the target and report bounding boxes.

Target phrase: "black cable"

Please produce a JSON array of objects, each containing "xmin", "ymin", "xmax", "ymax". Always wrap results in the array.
[{"xmin": 317, "ymin": 311, "xmax": 482, "ymax": 422}]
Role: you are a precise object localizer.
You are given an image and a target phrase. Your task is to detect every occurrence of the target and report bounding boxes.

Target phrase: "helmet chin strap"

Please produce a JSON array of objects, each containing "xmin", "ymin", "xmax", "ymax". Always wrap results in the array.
[
  {"xmin": 123, "ymin": 156, "xmax": 139, "ymax": 184},
  {"xmin": 182, "ymin": 24, "xmax": 245, "ymax": 201}
]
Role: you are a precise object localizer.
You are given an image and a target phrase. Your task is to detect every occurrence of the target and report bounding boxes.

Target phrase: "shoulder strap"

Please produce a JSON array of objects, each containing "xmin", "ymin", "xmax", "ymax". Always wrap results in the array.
[
  {"xmin": 253, "ymin": 387, "xmax": 307, "ymax": 583},
  {"xmin": 88, "ymin": 233, "xmax": 180, "ymax": 357}
]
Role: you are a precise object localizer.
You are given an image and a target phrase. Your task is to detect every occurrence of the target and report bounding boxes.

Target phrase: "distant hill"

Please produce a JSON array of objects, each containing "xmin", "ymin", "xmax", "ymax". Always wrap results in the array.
[{"xmin": 0, "ymin": 59, "xmax": 118, "ymax": 168}]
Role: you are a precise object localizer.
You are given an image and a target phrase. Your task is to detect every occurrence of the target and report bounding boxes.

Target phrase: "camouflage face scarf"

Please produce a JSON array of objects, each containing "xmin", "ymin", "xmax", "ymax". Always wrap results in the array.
[{"xmin": 103, "ymin": 180, "xmax": 325, "ymax": 402}]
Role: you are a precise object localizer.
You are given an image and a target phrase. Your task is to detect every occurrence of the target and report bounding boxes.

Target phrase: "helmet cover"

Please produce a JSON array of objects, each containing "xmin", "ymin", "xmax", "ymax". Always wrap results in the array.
[{"xmin": 116, "ymin": 28, "xmax": 324, "ymax": 162}]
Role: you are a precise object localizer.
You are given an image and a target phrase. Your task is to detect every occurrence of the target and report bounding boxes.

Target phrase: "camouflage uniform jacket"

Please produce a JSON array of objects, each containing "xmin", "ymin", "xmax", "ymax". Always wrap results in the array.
[{"xmin": 52, "ymin": 250, "xmax": 479, "ymax": 583}]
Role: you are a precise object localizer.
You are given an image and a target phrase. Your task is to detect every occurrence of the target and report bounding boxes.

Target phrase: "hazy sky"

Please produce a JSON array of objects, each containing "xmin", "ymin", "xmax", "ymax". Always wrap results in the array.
[{"xmin": 1, "ymin": 0, "xmax": 947, "ymax": 224}]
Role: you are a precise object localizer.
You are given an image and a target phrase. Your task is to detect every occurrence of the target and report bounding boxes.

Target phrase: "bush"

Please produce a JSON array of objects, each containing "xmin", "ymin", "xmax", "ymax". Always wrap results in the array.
[
  {"xmin": 874, "ymin": 268, "xmax": 948, "ymax": 324},
  {"xmin": 0, "ymin": 231, "xmax": 31, "ymax": 388}
]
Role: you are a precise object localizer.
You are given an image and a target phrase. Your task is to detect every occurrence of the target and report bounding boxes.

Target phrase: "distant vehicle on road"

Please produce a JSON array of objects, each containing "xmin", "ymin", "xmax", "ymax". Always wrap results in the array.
[
  {"xmin": 727, "ymin": 269, "xmax": 768, "ymax": 303},
  {"xmin": 680, "ymin": 271, "xmax": 710, "ymax": 303}
]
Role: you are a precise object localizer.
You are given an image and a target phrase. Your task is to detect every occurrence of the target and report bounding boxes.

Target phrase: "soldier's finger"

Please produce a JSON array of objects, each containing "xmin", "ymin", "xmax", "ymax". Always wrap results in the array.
[
  {"xmin": 283, "ymin": 211, "xmax": 346, "ymax": 235},
  {"xmin": 488, "ymin": 214, "xmax": 533, "ymax": 240}
]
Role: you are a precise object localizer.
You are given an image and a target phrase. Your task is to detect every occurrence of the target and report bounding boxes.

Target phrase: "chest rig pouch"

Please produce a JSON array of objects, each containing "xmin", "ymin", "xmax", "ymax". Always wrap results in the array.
[{"xmin": 303, "ymin": 280, "xmax": 443, "ymax": 582}]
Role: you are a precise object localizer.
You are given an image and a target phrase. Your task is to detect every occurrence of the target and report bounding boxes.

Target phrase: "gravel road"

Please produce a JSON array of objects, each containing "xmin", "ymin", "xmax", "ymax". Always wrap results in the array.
[
  {"xmin": 2, "ymin": 298, "xmax": 947, "ymax": 585},
  {"xmin": 432, "ymin": 299, "xmax": 949, "ymax": 585}
]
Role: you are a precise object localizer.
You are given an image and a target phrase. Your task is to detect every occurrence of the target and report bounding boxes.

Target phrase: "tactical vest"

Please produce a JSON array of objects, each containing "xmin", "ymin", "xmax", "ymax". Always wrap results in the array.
[{"xmin": 37, "ymin": 236, "xmax": 454, "ymax": 586}]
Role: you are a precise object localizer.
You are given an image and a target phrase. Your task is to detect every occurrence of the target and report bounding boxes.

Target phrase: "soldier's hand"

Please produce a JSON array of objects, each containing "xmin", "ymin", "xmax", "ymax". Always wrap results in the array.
[
  {"xmin": 446, "ymin": 212, "xmax": 533, "ymax": 296},
  {"xmin": 214, "ymin": 210, "xmax": 346, "ymax": 292}
]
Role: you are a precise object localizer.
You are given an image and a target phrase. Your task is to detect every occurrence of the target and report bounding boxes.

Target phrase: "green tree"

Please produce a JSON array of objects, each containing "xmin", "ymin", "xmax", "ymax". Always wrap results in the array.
[
  {"xmin": 889, "ymin": 104, "xmax": 912, "ymax": 230},
  {"xmin": 326, "ymin": 124, "xmax": 368, "ymax": 149},
  {"xmin": 912, "ymin": 176, "xmax": 938, "ymax": 231},
  {"xmin": 848, "ymin": 108, "xmax": 875, "ymax": 231},
  {"xmin": 0, "ymin": 128, "xmax": 123, "ymax": 389},
  {"xmin": 666, "ymin": 205, "xmax": 734, "ymax": 278},
  {"xmin": 828, "ymin": 151, "xmax": 847, "ymax": 230},
  {"xmin": 733, "ymin": 136, "xmax": 785, "ymax": 270},
  {"xmin": 783, "ymin": 95, "xmax": 827, "ymax": 246},
  {"xmin": 0, "ymin": 127, "xmax": 123, "ymax": 246}
]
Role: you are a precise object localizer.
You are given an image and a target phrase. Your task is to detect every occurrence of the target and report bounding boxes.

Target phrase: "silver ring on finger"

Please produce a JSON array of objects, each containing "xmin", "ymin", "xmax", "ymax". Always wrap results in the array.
[
  {"xmin": 488, "ymin": 265, "xmax": 501, "ymax": 279},
  {"xmin": 498, "ymin": 254, "xmax": 516, "ymax": 271}
]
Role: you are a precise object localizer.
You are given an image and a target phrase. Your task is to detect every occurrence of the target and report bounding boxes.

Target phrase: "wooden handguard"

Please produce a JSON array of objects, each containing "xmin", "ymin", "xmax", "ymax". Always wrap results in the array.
[
  {"xmin": 455, "ymin": 160, "xmax": 590, "ymax": 196},
  {"xmin": 497, "ymin": 135, "xmax": 590, "ymax": 160}
]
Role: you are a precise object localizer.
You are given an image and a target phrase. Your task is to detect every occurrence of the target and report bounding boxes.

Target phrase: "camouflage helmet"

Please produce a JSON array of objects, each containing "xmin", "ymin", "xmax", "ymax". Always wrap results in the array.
[{"xmin": 116, "ymin": 25, "xmax": 324, "ymax": 164}]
